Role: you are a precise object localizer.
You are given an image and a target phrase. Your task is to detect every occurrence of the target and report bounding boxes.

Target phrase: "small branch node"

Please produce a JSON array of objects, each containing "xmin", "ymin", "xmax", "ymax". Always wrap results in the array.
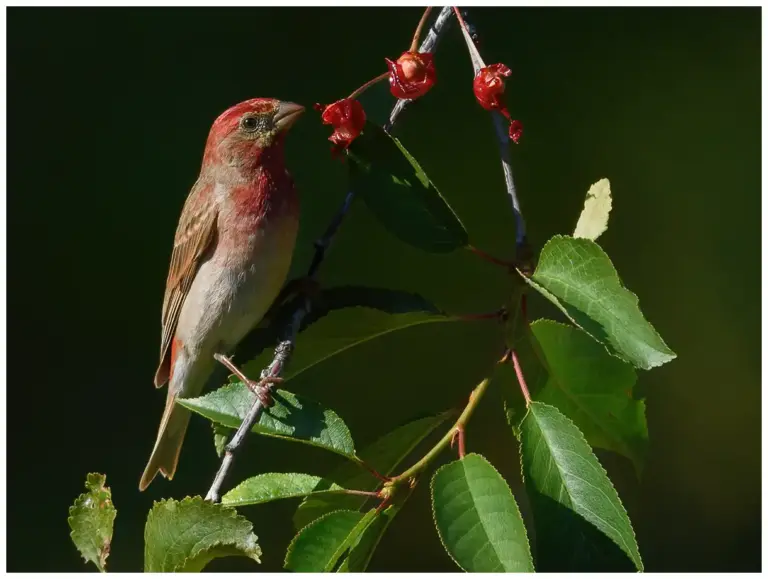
[
  {"xmin": 450, "ymin": 425, "xmax": 466, "ymax": 459},
  {"xmin": 389, "ymin": 377, "xmax": 491, "ymax": 485},
  {"xmin": 360, "ymin": 460, "xmax": 391, "ymax": 483},
  {"xmin": 375, "ymin": 497, "xmax": 392, "ymax": 514}
]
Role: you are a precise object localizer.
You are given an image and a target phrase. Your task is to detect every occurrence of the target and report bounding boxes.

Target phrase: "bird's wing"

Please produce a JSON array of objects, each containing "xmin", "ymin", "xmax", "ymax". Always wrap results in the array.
[{"xmin": 154, "ymin": 180, "xmax": 218, "ymax": 387}]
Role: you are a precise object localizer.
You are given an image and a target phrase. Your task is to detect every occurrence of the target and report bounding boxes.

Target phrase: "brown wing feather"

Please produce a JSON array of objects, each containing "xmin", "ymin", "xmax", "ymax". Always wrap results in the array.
[{"xmin": 154, "ymin": 180, "xmax": 218, "ymax": 387}]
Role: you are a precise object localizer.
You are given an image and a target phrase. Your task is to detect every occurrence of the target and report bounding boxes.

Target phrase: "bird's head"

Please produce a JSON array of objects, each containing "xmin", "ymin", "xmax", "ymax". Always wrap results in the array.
[{"xmin": 203, "ymin": 98, "xmax": 304, "ymax": 169}]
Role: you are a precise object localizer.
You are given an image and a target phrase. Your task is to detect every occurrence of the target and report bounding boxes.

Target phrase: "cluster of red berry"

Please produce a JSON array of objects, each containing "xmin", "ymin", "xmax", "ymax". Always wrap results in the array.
[
  {"xmin": 473, "ymin": 63, "xmax": 523, "ymax": 144},
  {"xmin": 315, "ymin": 8, "xmax": 522, "ymax": 152}
]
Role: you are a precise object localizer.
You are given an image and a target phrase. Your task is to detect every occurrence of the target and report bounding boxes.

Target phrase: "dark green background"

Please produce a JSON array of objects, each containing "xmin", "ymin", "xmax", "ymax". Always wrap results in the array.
[{"xmin": 8, "ymin": 7, "xmax": 760, "ymax": 572}]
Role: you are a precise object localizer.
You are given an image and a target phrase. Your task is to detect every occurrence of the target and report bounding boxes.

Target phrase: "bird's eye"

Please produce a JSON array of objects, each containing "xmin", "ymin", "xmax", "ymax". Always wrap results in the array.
[{"xmin": 241, "ymin": 116, "xmax": 261, "ymax": 132}]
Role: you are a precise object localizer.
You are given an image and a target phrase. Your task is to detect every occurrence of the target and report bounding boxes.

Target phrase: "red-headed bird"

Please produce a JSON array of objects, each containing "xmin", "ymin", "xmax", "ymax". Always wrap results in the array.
[{"xmin": 139, "ymin": 98, "xmax": 304, "ymax": 490}]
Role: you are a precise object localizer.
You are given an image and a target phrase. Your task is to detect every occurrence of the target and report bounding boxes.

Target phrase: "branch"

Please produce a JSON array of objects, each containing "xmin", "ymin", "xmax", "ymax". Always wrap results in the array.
[
  {"xmin": 409, "ymin": 7, "xmax": 433, "ymax": 53},
  {"xmin": 492, "ymin": 112, "xmax": 526, "ymax": 249},
  {"xmin": 387, "ymin": 377, "xmax": 491, "ymax": 486},
  {"xmin": 453, "ymin": 7, "xmax": 530, "ymax": 256},
  {"xmin": 385, "ymin": 6, "xmax": 455, "ymax": 132},
  {"xmin": 205, "ymin": 310, "xmax": 303, "ymax": 502},
  {"xmin": 205, "ymin": 12, "xmax": 456, "ymax": 502},
  {"xmin": 307, "ymin": 189, "xmax": 355, "ymax": 278}
]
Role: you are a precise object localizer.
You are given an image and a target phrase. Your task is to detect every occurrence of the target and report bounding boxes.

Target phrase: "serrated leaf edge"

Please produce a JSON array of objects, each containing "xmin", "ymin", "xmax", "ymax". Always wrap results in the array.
[
  {"xmin": 524, "ymin": 234, "xmax": 676, "ymax": 370},
  {"xmin": 528, "ymin": 318, "xmax": 645, "ymax": 467},
  {"xmin": 271, "ymin": 306, "xmax": 456, "ymax": 384},
  {"xmin": 292, "ymin": 411, "xmax": 453, "ymax": 533},
  {"xmin": 429, "ymin": 453, "xmax": 534, "ymax": 572},
  {"xmin": 221, "ymin": 473, "xmax": 347, "ymax": 507},
  {"xmin": 179, "ymin": 384, "xmax": 357, "ymax": 458},
  {"xmin": 352, "ymin": 123, "xmax": 469, "ymax": 251},
  {"xmin": 144, "ymin": 496, "xmax": 260, "ymax": 572},
  {"xmin": 67, "ymin": 472, "xmax": 114, "ymax": 573},
  {"xmin": 340, "ymin": 500, "xmax": 404, "ymax": 572},
  {"xmin": 429, "ymin": 462, "xmax": 466, "ymax": 571},
  {"xmin": 387, "ymin": 130, "xmax": 469, "ymax": 239},
  {"xmin": 345, "ymin": 410, "xmax": 454, "ymax": 474},
  {"xmin": 284, "ymin": 509, "xmax": 364, "ymax": 571},
  {"xmin": 521, "ymin": 401, "xmax": 643, "ymax": 570},
  {"xmin": 323, "ymin": 509, "xmax": 379, "ymax": 571},
  {"xmin": 245, "ymin": 285, "xmax": 447, "ymax": 365}
]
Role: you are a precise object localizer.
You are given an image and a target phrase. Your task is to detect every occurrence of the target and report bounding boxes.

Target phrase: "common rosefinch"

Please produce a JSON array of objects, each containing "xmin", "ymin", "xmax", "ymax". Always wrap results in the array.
[{"xmin": 139, "ymin": 98, "xmax": 304, "ymax": 491}]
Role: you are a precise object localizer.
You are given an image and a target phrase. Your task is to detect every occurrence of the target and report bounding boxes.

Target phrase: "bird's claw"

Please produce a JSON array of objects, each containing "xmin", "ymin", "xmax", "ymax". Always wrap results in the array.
[
  {"xmin": 256, "ymin": 387, "xmax": 273, "ymax": 407},
  {"xmin": 247, "ymin": 376, "xmax": 283, "ymax": 407}
]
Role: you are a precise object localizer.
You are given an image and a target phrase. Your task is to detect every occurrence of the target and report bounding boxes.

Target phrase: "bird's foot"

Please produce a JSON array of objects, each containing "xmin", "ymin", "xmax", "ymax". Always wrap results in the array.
[
  {"xmin": 247, "ymin": 376, "xmax": 283, "ymax": 407},
  {"xmin": 215, "ymin": 353, "xmax": 279, "ymax": 407}
]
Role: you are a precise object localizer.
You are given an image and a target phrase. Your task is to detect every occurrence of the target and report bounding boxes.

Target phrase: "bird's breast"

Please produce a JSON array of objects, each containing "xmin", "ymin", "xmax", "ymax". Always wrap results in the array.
[{"xmin": 175, "ymin": 179, "xmax": 299, "ymax": 357}]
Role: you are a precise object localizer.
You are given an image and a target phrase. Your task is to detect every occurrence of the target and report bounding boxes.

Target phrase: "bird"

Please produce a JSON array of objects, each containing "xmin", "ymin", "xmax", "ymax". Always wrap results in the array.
[{"xmin": 139, "ymin": 98, "xmax": 305, "ymax": 491}]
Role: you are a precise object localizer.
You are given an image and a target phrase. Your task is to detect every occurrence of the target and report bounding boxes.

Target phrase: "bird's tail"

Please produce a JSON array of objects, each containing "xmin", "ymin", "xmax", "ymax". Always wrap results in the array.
[{"xmin": 139, "ymin": 390, "xmax": 191, "ymax": 491}]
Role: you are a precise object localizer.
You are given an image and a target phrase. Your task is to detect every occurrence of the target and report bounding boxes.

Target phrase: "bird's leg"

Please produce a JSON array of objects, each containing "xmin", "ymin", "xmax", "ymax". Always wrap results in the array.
[
  {"xmin": 214, "ymin": 353, "xmax": 278, "ymax": 407},
  {"xmin": 250, "ymin": 376, "xmax": 282, "ymax": 408}
]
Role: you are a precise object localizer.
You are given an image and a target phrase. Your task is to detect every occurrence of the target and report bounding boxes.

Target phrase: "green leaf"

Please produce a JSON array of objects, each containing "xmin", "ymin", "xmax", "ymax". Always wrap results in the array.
[
  {"xmin": 212, "ymin": 422, "xmax": 232, "ymax": 458},
  {"xmin": 573, "ymin": 178, "xmax": 612, "ymax": 240},
  {"xmin": 336, "ymin": 496, "xmax": 410, "ymax": 572},
  {"xmin": 530, "ymin": 319, "xmax": 648, "ymax": 472},
  {"xmin": 144, "ymin": 496, "xmax": 261, "ymax": 572},
  {"xmin": 222, "ymin": 473, "xmax": 346, "ymax": 507},
  {"xmin": 348, "ymin": 121, "xmax": 468, "ymax": 253},
  {"xmin": 285, "ymin": 509, "xmax": 378, "ymax": 572},
  {"xmin": 179, "ymin": 384, "xmax": 356, "ymax": 458},
  {"xmin": 67, "ymin": 473, "xmax": 115, "ymax": 572},
  {"xmin": 431, "ymin": 453, "xmax": 534, "ymax": 572},
  {"xmin": 520, "ymin": 402, "xmax": 642, "ymax": 571},
  {"xmin": 502, "ymin": 315, "xmax": 647, "ymax": 472},
  {"xmin": 293, "ymin": 412, "xmax": 451, "ymax": 530},
  {"xmin": 244, "ymin": 306, "xmax": 454, "ymax": 385},
  {"xmin": 237, "ymin": 286, "xmax": 443, "ymax": 364},
  {"xmin": 526, "ymin": 235, "xmax": 676, "ymax": 369}
]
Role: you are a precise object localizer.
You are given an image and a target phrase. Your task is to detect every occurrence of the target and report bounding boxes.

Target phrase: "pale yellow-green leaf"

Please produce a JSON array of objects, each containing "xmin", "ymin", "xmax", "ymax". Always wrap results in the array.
[{"xmin": 574, "ymin": 178, "xmax": 612, "ymax": 240}]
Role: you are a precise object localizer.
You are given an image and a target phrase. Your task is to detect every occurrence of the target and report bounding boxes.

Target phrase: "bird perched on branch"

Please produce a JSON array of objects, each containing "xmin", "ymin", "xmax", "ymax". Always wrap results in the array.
[{"xmin": 139, "ymin": 98, "xmax": 305, "ymax": 490}]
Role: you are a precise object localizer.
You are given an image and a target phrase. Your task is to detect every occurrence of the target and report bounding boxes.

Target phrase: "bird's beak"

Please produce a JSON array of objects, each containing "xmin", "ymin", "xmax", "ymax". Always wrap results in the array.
[{"xmin": 274, "ymin": 101, "xmax": 305, "ymax": 133}]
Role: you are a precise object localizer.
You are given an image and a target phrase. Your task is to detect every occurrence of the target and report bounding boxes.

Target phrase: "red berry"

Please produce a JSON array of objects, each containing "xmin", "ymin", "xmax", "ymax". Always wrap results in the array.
[
  {"xmin": 473, "ymin": 63, "xmax": 512, "ymax": 111},
  {"xmin": 508, "ymin": 119, "xmax": 523, "ymax": 144},
  {"xmin": 386, "ymin": 51, "xmax": 436, "ymax": 100},
  {"xmin": 314, "ymin": 98, "xmax": 366, "ymax": 151}
]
